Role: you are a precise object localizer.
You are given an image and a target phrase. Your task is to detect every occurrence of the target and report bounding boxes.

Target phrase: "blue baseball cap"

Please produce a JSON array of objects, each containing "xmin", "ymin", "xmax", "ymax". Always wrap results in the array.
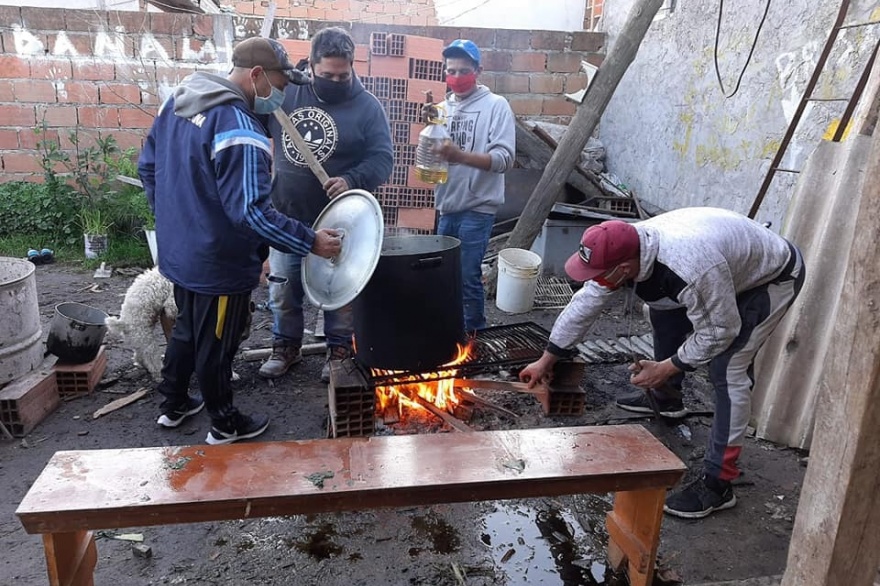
[{"xmin": 442, "ymin": 39, "xmax": 481, "ymax": 66}]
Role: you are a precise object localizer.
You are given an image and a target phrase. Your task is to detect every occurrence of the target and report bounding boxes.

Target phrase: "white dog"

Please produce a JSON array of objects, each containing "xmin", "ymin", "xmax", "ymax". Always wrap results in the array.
[
  {"xmin": 106, "ymin": 268, "xmax": 245, "ymax": 382},
  {"xmin": 105, "ymin": 267, "xmax": 177, "ymax": 382}
]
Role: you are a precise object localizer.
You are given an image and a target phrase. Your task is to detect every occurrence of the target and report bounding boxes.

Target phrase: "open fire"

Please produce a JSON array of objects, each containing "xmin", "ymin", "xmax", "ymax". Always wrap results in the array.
[{"xmin": 373, "ymin": 342, "xmax": 474, "ymax": 419}]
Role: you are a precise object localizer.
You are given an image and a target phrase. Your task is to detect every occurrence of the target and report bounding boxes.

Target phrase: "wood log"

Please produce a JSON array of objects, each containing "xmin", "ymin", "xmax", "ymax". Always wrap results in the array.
[
  {"xmin": 413, "ymin": 395, "xmax": 473, "ymax": 432},
  {"xmin": 240, "ymin": 342, "xmax": 327, "ymax": 361}
]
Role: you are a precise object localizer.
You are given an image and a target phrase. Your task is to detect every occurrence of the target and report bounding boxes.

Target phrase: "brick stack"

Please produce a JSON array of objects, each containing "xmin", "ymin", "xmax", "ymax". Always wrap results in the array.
[{"xmin": 364, "ymin": 33, "xmax": 446, "ymax": 233}]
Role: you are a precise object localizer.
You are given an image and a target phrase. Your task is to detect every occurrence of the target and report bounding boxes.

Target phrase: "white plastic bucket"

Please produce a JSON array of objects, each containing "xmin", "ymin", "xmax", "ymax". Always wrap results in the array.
[{"xmin": 496, "ymin": 248, "xmax": 542, "ymax": 314}]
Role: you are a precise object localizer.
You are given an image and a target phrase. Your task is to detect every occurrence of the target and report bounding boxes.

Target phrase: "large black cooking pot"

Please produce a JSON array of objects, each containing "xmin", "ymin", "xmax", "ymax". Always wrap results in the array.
[{"xmin": 354, "ymin": 235, "xmax": 465, "ymax": 371}]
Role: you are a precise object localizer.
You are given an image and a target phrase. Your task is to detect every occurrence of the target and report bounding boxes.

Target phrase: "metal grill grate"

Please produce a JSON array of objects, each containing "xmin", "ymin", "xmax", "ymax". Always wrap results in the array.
[
  {"xmin": 363, "ymin": 322, "xmax": 550, "ymax": 385},
  {"xmin": 533, "ymin": 276, "xmax": 574, "ymax": 309}
]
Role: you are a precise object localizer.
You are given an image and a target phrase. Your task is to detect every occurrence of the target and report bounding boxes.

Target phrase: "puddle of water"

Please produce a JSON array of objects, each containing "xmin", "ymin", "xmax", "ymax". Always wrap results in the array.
[
  {"xmin": 482, "ymin": 504, "xmax": 612, "ymax": 585},
  {"xmin": 411, "ymin": 513, "xmax": 461, "ymax": 554},
  {"xmin": 293, "ymin": 522, "xmax": 343, "ymax": 559}
]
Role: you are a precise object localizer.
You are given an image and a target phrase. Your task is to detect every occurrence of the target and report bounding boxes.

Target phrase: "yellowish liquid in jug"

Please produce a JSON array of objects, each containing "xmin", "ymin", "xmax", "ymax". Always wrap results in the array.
[{"xmin": 414, "ymin": 165, "xmax": 448, "ymax": 184}]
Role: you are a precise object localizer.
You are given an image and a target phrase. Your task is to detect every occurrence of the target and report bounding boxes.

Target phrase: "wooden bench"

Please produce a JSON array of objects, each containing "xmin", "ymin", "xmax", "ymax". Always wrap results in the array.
[{"xmin": 16, "ymin": 425, "xmax": 685, "ymax": 586}]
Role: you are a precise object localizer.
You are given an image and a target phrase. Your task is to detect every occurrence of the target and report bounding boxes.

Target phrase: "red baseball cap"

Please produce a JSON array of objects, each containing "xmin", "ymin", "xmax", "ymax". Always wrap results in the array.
[{"xmin": 564, "ymin": 220, "xmax": 640, "ymax": 282}]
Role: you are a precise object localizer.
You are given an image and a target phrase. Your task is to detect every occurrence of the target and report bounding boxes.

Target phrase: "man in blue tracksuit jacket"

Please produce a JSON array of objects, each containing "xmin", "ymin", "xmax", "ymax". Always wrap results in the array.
[
  {"xmin": 258, "ymin": 27, "xmax": 393, "ymax": 383},
  {"xmin": 138, "ymin": 37, "xmax": 341, "ymax": 445}
]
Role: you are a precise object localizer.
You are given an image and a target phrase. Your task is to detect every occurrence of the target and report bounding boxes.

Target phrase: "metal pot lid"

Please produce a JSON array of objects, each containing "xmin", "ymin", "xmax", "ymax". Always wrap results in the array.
[{"xmin": 302, "ymin": 189, "xmax": 384, "ymax": 311}]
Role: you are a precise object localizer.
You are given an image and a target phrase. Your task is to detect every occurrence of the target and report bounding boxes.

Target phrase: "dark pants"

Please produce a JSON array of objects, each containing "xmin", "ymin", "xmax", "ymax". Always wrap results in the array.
[
  {"xmin": 157, "ymin": 286, "xmax": 252, "ymax": 427},
  {"xmin": 649, "ymin": 246, "xmax": 805, "ymax": 482}
]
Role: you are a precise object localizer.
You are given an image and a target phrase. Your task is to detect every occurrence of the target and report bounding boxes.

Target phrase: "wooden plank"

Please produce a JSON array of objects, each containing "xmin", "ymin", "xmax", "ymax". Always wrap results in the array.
[
  {"xmin": 17, "ymin": 426, "xmax": 685, "ymax": 534},
  {"xmin": 780, "ymin": 85, "xmax": 880, "ymax": 586},
  {"xmin": 43, "ymin": 531, "xmax": 96, "ymax": 586}
]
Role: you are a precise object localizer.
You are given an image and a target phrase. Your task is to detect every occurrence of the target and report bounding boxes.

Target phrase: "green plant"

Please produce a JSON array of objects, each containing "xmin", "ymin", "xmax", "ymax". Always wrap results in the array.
[
  {"xmin": 78, "ymin": 207, "xmax": 113, "ymax": 235},
  {"xmin": 0, "ymin": 182, "xmax": 80, "ymax": 244}
]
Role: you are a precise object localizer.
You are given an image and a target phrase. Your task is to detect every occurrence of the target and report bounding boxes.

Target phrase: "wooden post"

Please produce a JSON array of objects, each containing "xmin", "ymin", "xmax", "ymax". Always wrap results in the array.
[
  {"xmin": 780, "ymin": 103, "xmax": 880, "ymax": 585},
  {"xmin": 606, "ymin": 488, "xmax": 666, "ymax": 586},
  {"xmin": 503, "ymin": 0, "xmax": 665, "ymax": 253}
]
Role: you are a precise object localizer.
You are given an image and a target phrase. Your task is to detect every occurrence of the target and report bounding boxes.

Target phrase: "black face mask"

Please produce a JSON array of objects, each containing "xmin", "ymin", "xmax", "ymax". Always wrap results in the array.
[{"xmin": 312, "ymin": 75, "xmax": 352, "ymax": 104}]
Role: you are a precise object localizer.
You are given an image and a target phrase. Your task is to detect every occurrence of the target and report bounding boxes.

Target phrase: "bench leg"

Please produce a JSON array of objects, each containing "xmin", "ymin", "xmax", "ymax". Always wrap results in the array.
[
  {"xmin": 605, "ymin": 487, "xmax": 666, "ymax": 586},
  {"xmin": 42, "ymin": 531, "xmax": 97, "ymax": 586}
]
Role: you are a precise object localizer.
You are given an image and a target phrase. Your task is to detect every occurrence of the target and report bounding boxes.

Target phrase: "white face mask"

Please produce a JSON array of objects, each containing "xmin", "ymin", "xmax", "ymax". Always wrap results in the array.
[{"xmin": 253, "ymin": 72, "xmax": 284, "ymax": 114}]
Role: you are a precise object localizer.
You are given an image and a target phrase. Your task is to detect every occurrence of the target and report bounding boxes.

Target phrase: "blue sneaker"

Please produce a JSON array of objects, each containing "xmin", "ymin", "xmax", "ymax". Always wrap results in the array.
[
  {"xmin": 27, "ymin": 249, "xmax": 42, "ymax": 265},
  {"xmin": 40, "ymin": 248, "xmax": 55, "ymax": 264}
]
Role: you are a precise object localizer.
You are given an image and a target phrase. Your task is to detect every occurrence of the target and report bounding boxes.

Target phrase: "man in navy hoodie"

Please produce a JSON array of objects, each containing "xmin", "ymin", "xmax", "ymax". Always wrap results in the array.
[
  {"xmin": 138, "ymin": 37, "xmax": 342, "ymax": 445},
  {"xmin": 259, "ymin": 27, "xmax": 393, "ymax": 382}
]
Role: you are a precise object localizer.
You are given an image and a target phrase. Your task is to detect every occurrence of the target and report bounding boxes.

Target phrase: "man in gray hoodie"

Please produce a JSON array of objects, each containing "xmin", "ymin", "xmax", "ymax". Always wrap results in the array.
[
  {"xmin": 433, "ymin": 39, "xmax": 516, "ymax": 332},
  {"xmin": 518, "ymin": 208, "xmax": 805, "ymax": 519}
]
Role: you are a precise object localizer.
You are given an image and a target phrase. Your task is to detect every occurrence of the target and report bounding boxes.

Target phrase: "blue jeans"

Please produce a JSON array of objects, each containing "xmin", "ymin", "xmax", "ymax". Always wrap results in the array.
[
  {"xmin": 267, "ymin": 248, "xmax": 354, "ymax": 349},
  {"xmin": 437, "ymin": 210, "xmax": 495, "ymax": 332}
]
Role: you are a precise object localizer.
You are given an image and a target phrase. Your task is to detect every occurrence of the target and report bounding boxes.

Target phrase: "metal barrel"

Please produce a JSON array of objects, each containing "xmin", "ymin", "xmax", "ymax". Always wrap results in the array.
[{"xmin": 0, "ymin": 257, "xmax": 44, "ymax": 383}]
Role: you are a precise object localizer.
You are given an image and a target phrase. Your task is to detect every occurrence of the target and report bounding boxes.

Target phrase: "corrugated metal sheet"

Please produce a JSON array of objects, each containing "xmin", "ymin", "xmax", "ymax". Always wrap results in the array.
[{"xmin": 752, "ymin": 136, "xmax": 872, "ymax": 449}]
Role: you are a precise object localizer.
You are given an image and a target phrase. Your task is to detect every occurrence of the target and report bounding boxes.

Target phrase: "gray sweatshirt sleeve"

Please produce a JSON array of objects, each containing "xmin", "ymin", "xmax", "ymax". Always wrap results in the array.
[
  {"xmin": 548, "ymin": 281, "xmax": 619, "ymax": 356},
  {"xmin": 673, "ymin": 262, "xmax": 742, "ymax": 370},
  {"xmin": 487, "ymin": 100, "xmax": 516, "ymax": 173}
]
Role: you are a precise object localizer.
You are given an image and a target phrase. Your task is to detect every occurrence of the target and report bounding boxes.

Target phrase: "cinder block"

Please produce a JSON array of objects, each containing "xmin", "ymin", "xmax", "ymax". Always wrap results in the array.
[
  {"xmin": 370, "ymin": 32, "xmax": 387, "ymax": 55},
  {"xmin": 403, "ymin": 35, "xmax": 444, "ymax": 61},
  {"xmin": 0, "ymin": 368, "xmax": 59, "ymax": 437},
  {"xmin": 54, "ymin": 346, "xmax": 107, "ymax": 400},
  {"xmin": 406, "ymin": 165, "xmax": 436, "ymax": 190},
  {"xmin": 547, "ymin": 52, "xmax": 583, "ymax": 74},
  {"xmin": 406, "ymin": 79, "xmax": 445, "ymax": 104},
  {"xmin": 511, "ymin": 52, "xmax": 547, "ymax": 73},
  {"xmin": 369, "ymin": 55, "xmax": 410, "ymax": 79},
  {"xmin": 397, "ymin": 207, "xmax": 436, "ymax": 231},
  {"xmin": 278, "ymin": 38, "xmax": 311, "ymax": 61},
  {"xmin": 388, "ymin": 33, "xmax": 406, "ymax": 57},
  {"xmin": 537, "ymin": 385, "xmax": 586, "ymax": 417}
]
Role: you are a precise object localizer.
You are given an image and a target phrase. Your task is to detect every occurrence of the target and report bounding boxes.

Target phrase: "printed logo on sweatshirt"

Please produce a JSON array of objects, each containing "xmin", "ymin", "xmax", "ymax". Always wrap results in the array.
[
  {"xmin": 281, "ymin": 107, "xmax": 338, "ymax": 167},
  {"xmin": 448, "ymin": 111, "xmax": 480, "ymax": 153}
]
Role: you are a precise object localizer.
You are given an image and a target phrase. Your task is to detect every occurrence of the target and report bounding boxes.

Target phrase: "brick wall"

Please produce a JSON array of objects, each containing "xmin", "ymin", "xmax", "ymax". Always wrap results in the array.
[
  {"xmin": 227, "ymin": 0, "xmax": 440, "ymax": 26},
  {"xmin": 0, "ymin": 7, "xmax": 605, "ymax": 183}
]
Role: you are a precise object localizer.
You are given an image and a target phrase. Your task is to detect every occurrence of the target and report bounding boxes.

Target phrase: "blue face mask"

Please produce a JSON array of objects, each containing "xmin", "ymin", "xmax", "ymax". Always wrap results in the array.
[{"xmin": 253, "ymin": 72, "xmax": 285, "ymax": 114}]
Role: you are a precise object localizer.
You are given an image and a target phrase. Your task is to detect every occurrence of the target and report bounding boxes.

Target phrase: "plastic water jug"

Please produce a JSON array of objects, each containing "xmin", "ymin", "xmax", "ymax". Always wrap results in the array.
[{"xmin": 415, "ymin": 104, "xmax": 451, "ymax": 184}]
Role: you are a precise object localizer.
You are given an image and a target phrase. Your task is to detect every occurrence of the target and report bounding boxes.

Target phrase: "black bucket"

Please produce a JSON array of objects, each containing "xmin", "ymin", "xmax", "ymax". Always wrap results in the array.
[{"xmin": 46, "ymin": 302, "xmax": 109, "ymax": 364}]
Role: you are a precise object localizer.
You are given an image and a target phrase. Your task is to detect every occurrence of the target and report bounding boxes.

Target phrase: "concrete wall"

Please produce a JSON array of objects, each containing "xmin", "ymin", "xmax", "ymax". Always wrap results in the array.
[
  {"xmin": 598, "ymin": 0, "xmax": 880, "ymax": 227},
  {"xmin": 0, "ymin": 7, "xmax": 604, "ymax": 183}
]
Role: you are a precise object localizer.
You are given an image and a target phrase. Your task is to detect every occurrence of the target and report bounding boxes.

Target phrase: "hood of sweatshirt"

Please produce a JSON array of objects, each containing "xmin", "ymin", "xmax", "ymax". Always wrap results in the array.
[{"xmin": 173, "ymin": 72, "xmax": 250, "ymax": 118}]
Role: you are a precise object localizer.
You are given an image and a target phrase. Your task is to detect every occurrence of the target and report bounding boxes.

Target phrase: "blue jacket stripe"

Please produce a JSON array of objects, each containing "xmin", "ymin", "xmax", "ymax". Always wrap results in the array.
[{"xmin": 232, "ymin": 111, "xmax": 311, "ymax": 256}]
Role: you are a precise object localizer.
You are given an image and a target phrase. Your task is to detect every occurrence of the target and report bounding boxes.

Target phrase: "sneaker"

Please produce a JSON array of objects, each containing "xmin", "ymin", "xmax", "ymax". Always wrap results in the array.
[
  {"xmin": 664, "ymin": 475, "xmax": 737, "ymax": 519},
  {"xmin": 40, "ymin": 248, "xmax": 55, "ymax": 264},
  {"xmin": 615, "ymin": 389, "xmax": 688, "ymax": 418},
  {"xmin": 157, "ymin": 396, "xmax": 205, "ymax": 428},
  {"xmin": 258, "ymin": 344, "xmax": 302, "ymax": 379},
  {"xmin": 206, "ymin": 412, "xmax": 269, "ymax": 445},
  {"xmin": 321, "ymin": 344, "xmax": 351, "ymax": 383}
]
